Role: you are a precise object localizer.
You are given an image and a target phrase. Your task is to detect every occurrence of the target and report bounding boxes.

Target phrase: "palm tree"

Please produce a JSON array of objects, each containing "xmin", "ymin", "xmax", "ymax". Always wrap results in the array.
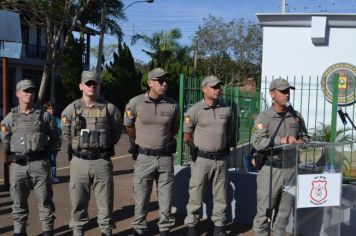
[
  {"xmin": 131, "ymin": 28, "xmax": 182, "ymax": 68},
  {"xmin": 81, "ymin": 0, "xmax": 126, "ymax": 73}
]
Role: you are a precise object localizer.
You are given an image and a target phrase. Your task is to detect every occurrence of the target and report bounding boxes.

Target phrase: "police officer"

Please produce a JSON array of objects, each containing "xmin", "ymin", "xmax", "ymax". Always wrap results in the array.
[
  {"xmin": 251, "ymin": 78, "xmax": 309, "ymax": 236},
  {"xmin": 61, "ymin": 71, "xmax": 122, "ymax": 236},
  {"xmin": 1, "ymin": 79, "xmax": 57, "ymax": 236},
  {"xmin": 124, "ymin": 68, "xmax": 179, "ymax": 236},
  {"xmin": 184, "ymin": 75, "xmax": 236, "ymax": 236}
]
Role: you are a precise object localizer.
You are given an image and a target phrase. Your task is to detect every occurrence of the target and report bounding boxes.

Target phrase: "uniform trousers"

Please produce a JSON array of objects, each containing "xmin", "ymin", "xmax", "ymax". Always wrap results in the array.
[
  {"xmin": 253, "ymin": 165, "xmax": 294, "ymax": 236},
  {"xmin": 132, "ymin": 153, "xmax": 175, "ymax": 234},
  {"xmin": 10, "ymin": 159, "xmax": 55, "ymax": 233},
  {"xmin": 69, "ymin": 156, "xmax": 114, "ymax": 236},
  {"xmin": 185, "ymin": 156, "xmax": 228, "ymax": 227}
]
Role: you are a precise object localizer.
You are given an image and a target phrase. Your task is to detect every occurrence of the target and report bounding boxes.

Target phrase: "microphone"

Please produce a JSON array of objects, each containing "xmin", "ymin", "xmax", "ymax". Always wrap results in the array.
[
  {"xmin": 338, "ymin": 107, "xmax": 347, "ymax": 125},
  {"xmin": 286, "ymin": 102, "xmax": 298, "ymax": 119}
]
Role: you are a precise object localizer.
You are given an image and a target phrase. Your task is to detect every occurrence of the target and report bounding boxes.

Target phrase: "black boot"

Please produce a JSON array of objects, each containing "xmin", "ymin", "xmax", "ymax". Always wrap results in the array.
[
  {"xmin": 42, "ymin": 231, "xmax": 53, "ymax": 236},
  {"xmin": 187, "ymin": 226, "xmax": 197, "ymax": 236},
  {"xmin": 213, "ymin": 226, "xmax": 227, "ymax": 236},
  {"xmin": 160, "ymin": 230, "xmax": 170, "ymax": 236},
  {"xmin": 13, "ymin": 233, "xmax": 27, "ymax": 236},
  {"xmin": 133, "ymin": 230, "xmax": 144, "ymax": 236}
]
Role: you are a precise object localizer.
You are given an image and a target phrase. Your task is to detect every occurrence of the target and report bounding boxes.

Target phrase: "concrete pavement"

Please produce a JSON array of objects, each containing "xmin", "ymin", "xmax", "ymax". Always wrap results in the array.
[{"xmin": 0, "ymin": 134, "xmax": 254, "ymax": 235}]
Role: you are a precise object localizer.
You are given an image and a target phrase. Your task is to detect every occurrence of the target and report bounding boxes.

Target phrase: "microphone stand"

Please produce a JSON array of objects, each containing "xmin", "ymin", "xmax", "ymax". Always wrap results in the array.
[
  {"xmin": 267, "ymin": 111, "xmax": 287, "ymax": 236},
  {"xmin": 344, "ymin": 112, "xmax": 356, "ymax": 131}
]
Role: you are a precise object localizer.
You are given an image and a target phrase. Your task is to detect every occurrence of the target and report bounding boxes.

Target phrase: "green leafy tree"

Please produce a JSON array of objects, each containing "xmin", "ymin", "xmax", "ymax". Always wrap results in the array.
[
  {"xmin": 1, "ymin": 0, "xmax": 126, "ymax": 102},
  {"xmin": 103, "ymin": 41, "xmax": 142, "ymax": 112},
  {"xmin": 57, "ymin": 34, "xmax": 83, "ymax": 110},
  {"xmin": 80, "ymin": 0, "xmax": 126, "ymax": 72},
  {"xmin": 193, "ymin": 15, "xmax": 262, "ymax": 84},
  {"xmin": 0, "ymin": 0, "xmax": 97, "ymax": 102},
  {"xmin": 131, "ymin": 28, "xmax": 182, "ymax": 69}
]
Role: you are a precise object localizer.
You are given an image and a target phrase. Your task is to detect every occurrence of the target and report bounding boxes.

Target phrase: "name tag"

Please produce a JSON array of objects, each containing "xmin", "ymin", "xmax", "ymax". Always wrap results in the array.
[{"xmin": 161, "ymin": 111, "xmax": 172, "ymax": 116}]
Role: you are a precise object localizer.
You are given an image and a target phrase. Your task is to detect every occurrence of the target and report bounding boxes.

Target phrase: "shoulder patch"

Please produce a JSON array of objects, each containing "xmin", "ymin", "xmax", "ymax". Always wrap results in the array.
[
  {"xmin": 252, "ymin": 127, "xmax": 258, "ymax": 133},
  {"xmin": 124, "ymin": 107, "xmax": 134, "ymax": 119},
  {"xmin": 256, "ymin": 122, "xmax": 266, "ymax": 130},
  {"xmin": 184, "ymin": 115, "xmax": 191, "ymax": 124},
  {"xmin": 1, "ymin": 124, "xmax": 9, "ymax": 133}
]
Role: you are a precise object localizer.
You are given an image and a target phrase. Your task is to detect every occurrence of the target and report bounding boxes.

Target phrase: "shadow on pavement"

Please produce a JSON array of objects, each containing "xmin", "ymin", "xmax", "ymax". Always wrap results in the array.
[
  {"xmin": 53, "ymin": 169, "xmax": 134, "ymax": 185},
  {"xmin": 0, "ymin": 226, "xmax": 12, "ymax": 235}
]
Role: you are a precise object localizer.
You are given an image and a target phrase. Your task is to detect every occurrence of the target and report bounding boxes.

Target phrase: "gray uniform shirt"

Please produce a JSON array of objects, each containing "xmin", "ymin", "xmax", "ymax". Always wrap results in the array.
[
  {"xmin": 251, "ymin": 106, "xmax": 309, "ymax": 152},
  {"xmin": 61, "ymin": 98, "xmax": 122, "ymax": 149},
  {"xmin": 0, "ymin": 107, "xmax": 57, "ymax": 154},
  {"xmin": 183, "ymin": 99, "xmax": 236, "ymax": 152},
  {"xmin": 123, "ymin": 93, "xmax": 179, "ymax": 149}
]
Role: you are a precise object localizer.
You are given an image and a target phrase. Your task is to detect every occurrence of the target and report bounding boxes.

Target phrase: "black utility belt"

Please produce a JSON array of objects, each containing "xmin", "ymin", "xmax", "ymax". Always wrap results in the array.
[
  {"xmin": 73, "ymin": 149, "xmax": 111, "ymax": 160},
  {"xmin": 9, "ymin": 152, "xmax": 45, "ymax": 165},
  {"xmin": 197, "ymin": 150, "xmax": 226, "ymax": 160},
  {"xmin": 137, "ymin": 146, "xmax": 173, "ymax": 156},
  {"xmin": 264, "ymin": 160, "xmax": 283, "ymax": 168}
]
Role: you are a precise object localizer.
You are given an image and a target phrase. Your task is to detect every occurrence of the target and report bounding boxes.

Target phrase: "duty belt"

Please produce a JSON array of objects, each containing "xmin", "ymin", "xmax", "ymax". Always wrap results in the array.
[
  {"xmin": 264, "ymin": 160, "xmax": 283, "ymax": 168},
  {"xmin": 9, "ymin": 152, "xmax": 45, "ymax": 165},
  {"xmin": 73, "ymin": 149, "xmax": 111, "ymax": 160},
  {"xmin": 264, "ymin": 159, "xmax": 294, "ymax": 169},
  {"xmin": 197, "ymin": 150, "xmax": 226, "ymax": 160},
  {"xmin": 137, "ymin": 146, "xmax": 172, "ymax": 156}
]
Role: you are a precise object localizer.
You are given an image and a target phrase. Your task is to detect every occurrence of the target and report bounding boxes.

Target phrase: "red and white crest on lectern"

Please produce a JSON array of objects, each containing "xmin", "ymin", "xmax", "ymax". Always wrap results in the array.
[{"xmin": 310, "ymin": 177, "xmax": 328, "ymax": 205}]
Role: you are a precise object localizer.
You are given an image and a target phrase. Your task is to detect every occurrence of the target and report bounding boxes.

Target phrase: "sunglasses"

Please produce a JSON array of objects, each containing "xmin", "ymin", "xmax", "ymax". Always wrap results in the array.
[
  {"xmin": 23, "ymin": 88, "xmax": 35, "ymax": 93},
  {"xmin": 210, "ymin": 85, "xmax": 221, "ymax": 90},
  {"xmin": 154, "ymin": 79, "xmax": 169, "ymax": 85},
  {"xmin": 278, "ymin": 89, "xmax": 290, "ymax": 94},
  {"xmin": 85, "ymin": 81, "xmax": 98, "ymax": 87}
]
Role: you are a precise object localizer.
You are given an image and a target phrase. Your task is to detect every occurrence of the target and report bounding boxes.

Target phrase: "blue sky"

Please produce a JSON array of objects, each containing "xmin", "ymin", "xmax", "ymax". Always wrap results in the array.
[{"xmin": 90, "ymin": 0, "xmax": 356, "ymax": 67}]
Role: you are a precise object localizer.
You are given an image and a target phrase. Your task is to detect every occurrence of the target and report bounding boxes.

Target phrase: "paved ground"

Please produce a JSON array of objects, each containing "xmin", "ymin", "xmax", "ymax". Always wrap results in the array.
[{"xmin": 0, "ymin": 134, "xmax": 254, "ymax": 236}]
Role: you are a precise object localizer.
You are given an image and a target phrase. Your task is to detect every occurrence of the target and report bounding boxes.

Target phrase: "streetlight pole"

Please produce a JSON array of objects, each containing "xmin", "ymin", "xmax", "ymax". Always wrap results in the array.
[
  {"xmin": 123, "ymin": 0, "xmax": 154, "ymax": 11},
  {"xmin": 282, "ymin": 0, "xmax": 287, "ymax": 13}
]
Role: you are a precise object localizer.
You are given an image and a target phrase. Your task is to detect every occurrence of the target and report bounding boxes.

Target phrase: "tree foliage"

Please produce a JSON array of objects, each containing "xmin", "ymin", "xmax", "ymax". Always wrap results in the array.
[
  {"xmin": 0, "ymin": 0, "xmax": 125, "ymax": 102},
  {"xmin": 57, "ymin": 33, "xmax": 83, "ymax": 111},
  {"xmin": 103, "ymin": 41, "xmax": 142, "ymax": 113},
  {"xmin": 0, "ymin": 0, "xmax": 95, "ymax": 103},
  {"xmin": 193, "ymin": 15, "xmax": 262, "ymax": 85},
  {"xmin": 131, "ymin": 28, "xmax": 183, "ymax": 69}
]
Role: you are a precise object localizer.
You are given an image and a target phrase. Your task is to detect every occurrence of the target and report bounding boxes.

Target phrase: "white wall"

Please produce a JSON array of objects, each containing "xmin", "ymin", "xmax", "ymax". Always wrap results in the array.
[
  {"xmin": 262, "ymin": 27, "xmax": 356, "ymax": 77},
  {"xmin": 257, "ymin": 14, "xmax": 356, "ymax": 132}
]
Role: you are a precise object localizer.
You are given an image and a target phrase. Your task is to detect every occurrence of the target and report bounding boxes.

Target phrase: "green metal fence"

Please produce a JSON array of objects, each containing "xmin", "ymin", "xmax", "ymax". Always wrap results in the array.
[
  {"xmin": 260, "ymin": 75, "xmax": 356, "ymax": 183},
  {"xmin": 176, "ymin": 74, "xmax": 356, "ymax": 183},
  {"xmin": 176, "ymin": 75, "xmax": 261, "ymax": 165}
]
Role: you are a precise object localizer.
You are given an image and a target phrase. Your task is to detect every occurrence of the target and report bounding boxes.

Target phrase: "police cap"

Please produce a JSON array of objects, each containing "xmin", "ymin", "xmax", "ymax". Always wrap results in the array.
[
  {"xmin": 148, "ymin": 68, "xmax": 171, "ymax": 80},
  {"xmin": 201, "ymin": 75, "xmax": 224, "ymax": 88},
  {"xmin": 269, "ymin": 78, "xmax": 295, "ymax": 91},
  {"xmin": 16, "ymin": 79, "xmax": 36, "ymax": 91},
  {"xmin": 81, "ymin": 71, "xmax": 100, "ymax": 84}
]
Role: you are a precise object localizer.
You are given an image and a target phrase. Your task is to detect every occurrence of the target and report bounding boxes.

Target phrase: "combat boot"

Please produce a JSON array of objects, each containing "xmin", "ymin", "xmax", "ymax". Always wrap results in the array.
[
  {"xmin": 42, "ymin": 231, "xmax": 53, "ymax": 236},
  {"xmin": 187, "ymin": 226, "xmax": 197, "ymax": 236},
  {"xmin": 160, "ymin": 230, "xmax": 170, "ymax": 236},
  {"xmin": 133, "ymin": 230, "xmax": 144, "ymax": 236},
  {"xmin": 213, "ymin": 226, "xmax": 227, "ymax": 236}
]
